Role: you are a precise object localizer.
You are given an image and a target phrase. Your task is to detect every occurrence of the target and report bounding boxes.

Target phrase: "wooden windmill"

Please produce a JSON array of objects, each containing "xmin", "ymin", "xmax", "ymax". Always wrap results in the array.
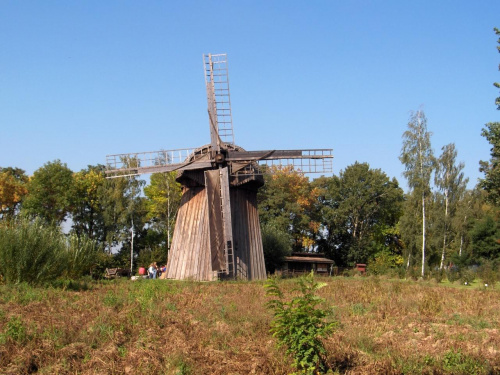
[{"xmin": 106, "ymin": 53, "xmax": 333, "ymax": 281}]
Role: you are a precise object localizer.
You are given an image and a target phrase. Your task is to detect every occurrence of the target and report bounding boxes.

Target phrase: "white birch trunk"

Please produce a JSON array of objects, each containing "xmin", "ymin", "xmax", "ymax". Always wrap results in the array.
[
  {"xmin": 130, "ymin": 217, "xmax": 134, "ymax": 275},
  {"xmin": 421, "ymin": 192, "xmax": 426, "ymax": 277},
  {"xmin": 439, "ymin": 190, "xmax": 449, "ymax": 270}
]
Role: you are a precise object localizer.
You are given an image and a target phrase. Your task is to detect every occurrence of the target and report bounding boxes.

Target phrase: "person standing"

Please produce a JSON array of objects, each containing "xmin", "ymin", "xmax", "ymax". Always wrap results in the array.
[{"xmin": 148, "ymin": 262, "xmax": 158, "ymax": 279}]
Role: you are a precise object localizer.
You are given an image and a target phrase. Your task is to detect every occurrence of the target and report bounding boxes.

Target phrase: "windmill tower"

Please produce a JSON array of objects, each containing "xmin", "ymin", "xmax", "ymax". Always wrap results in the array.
[{"xmin": 106, "ymin": 54, "xmax": 333, "ymax": 281}]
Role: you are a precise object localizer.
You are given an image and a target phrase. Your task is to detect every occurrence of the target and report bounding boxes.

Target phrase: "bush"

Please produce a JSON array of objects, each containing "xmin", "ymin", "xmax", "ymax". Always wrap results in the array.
[
  {"xmin": 63, "ymin": 234, "xmax": 100, "ymax": 279},
  {"xmin": 446, "ymin": 267, "xmax": 460, "ymax": 283},
  {"xmin": 477, "ymin": 261, "xmax": 499, "ymax": 287},
  {"xmin": 459, "ymin": 268, "xmax": 476, "ymax": 286},
  {"xmin": 0, "ymin": 218, "xmax": 66, "ymax": 285},
  {"xmin": 265, "ymin": 271, "xmax": 337, "ymax": 374},
  {"xmin": 0, "ymin": 217, "xmax": 102, "ymax": 284},
  {"xmin": 368, "ymin": 250, "xmax": 404, "ymax": 276},
  {"xmin": 430, "ymin": 268, "xmax": 445, "ymax": 283}
]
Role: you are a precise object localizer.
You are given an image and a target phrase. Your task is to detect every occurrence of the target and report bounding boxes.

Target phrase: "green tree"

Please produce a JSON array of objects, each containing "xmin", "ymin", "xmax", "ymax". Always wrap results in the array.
[
  {"xmin": 143, "ymin": 171, "xmax": 182, "ymax": 251},
  {"xmin": 0, "ymin": 167, "xmax": 28, "ymax": 220},
  {"xmin": 453, "ymin": 189, "xmax": 484, "ymax": 259},
  {"xmin": 313, "ymin": 162, "xmax": 404, "ymax": 266},
  {"xmin": 399, "ymin": 110, "xmax": 435, "ymax": 277},
  {"xmin": 22, "ymin": 160, "xmax": 75, "ymax": 225},
  {"xmin": 434, "ymin": 144, "xmax": 468, "ymax": 269},
  {"xmin": 480, "ymin": 28, "xmax": 500, "ymax": 204},
  {"xmin": 100, "ymin": 173, "xmax": 147, "ymax": 272},
  {"xmin": 261, "ymin": 222, "xmax": 292, "ymax": 273},
  {"xmin": 470, "ymin": 214, "xmax": 500, "ymax": 261},
  {"xmin": 495, "ymin": 27, "xmax": 500, "ymax": 110},
  {"xmin": 71, "ymin": 165, "xmax": 107, "ymax": 242},
  {"xmin": 258, "ymin": 166, "xmax": 320, "ymax": 251}
]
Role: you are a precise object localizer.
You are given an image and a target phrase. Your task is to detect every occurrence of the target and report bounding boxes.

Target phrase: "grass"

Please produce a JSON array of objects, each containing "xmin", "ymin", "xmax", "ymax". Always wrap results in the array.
[{"xmin": 0, "ymin": 276, "xmax": 499, "ymax": 374}]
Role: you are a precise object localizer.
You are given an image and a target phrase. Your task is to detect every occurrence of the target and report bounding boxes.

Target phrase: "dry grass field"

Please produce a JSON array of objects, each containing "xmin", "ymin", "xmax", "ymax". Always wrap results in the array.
[{"xmin": 1, "ymin": 276, "xmax": 499, "ymax": 374}]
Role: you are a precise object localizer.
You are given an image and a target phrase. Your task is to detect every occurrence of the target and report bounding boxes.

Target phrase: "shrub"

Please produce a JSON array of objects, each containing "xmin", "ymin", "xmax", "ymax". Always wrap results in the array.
[
  {"xmin": 63, "ymin": 234, "xmax": 100, "ymax": 279},
  {"xmin": 0, "ymin": 217, "xmax": 66, "ymax": 285},
  {"xmin": 368, "ymin": 250, "xmax": 403, "ymax": 276},
  {"xmin": 446, "ymin": 267, "xmax": 460, "ymax": 283},
  {"xmin": 430, "ymin": 268, "xmax": 445, "ymax": 283},
  {"xmin": 265, "ymin": 271, "xmax": 337, "ymax": 374},
  {"xmin": 477, "ymin": 261, "xmax": 499, "ymax": 287},
  {"xmin": 0, "ymin": 217, "xmax": 102, "ymax": 284},
  {"xmin": 459, "ymin": 268, "xmax": 476, "ymax": 286}
]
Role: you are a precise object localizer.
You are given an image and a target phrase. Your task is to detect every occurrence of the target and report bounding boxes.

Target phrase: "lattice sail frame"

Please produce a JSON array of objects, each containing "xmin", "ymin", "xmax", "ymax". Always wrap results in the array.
[
  {"xmin": 105, "ymin": 148, "xmax": 333, "ymax": 178},
  {"xmin": 204, "ymin": 53, "xmax": 235, "ymax": 150}
]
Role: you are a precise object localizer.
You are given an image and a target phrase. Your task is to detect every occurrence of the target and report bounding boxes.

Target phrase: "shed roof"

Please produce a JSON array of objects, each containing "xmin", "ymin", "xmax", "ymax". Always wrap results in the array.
[{"xmin": 284, "ymin": 256, "xmax": 334, "ymax": 264}]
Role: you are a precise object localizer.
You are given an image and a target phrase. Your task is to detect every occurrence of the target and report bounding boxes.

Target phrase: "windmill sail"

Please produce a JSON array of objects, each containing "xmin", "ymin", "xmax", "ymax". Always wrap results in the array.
[{"xmin": 204, "ymin": 53, "xmax": 234, "ymax": 152}]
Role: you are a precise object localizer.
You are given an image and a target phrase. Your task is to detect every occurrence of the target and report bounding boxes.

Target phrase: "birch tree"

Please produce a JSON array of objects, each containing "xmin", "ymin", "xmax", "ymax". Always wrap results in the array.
[
  {"xmin": 434, "ymin": 144, "xmax": 468, "ymax": 269},
  {"xmin": 399, "ymin": 110, "xmax": 434, "ymax": 277}
]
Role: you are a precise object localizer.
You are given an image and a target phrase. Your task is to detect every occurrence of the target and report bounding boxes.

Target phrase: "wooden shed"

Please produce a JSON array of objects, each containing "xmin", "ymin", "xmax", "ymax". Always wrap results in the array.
[{"xmin": 280, "ymin": 252, "xmax": 334, "ymax": 276}]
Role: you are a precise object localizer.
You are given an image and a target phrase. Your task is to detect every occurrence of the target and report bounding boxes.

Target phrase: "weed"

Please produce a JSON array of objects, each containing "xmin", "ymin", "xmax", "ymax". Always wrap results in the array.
[
  {"xmin": 442, "ymin": 349, "xmax": 488, "ymax": 374},
  {"xmin": 117, "ymin": 345, "xmax": 127, "ymax": 358},
  {"xmin": 2, "ymin": 315, "xmax": 27, "ymax": 344},
  {"xmin": 103, "ymin": 290, "xmax": 123, "ymax": 309},
  {"xmin": 168, "ymin": 355, "xmax": 192, "ymax": 375},
  {"xmin": 166, "ymin": 302, "xmax": 177, "ymax": 311},
  {"xmin": 350, "ymin": 303, "xmax": 368, "ymax": 316},
  {"xmin": 266, "ymin": 271, "xmax": 338, "ymax": 374}
]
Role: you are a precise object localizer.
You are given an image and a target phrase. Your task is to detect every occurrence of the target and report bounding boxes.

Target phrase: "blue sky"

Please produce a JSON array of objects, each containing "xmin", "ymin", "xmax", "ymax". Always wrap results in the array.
[{"xmin": 1, "ymin": 1, "xmax": 499, "ymax": 190}]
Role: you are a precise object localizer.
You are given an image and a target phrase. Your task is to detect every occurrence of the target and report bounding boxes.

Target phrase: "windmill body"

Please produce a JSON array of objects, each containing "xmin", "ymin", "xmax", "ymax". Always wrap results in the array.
[{"xmin": 106, "ymin": 54, "xmax": 333, "ymax": 281}]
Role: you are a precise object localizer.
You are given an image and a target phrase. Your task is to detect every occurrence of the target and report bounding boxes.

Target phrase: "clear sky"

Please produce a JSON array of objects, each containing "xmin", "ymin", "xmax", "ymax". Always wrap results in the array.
[{"xmin": 1, "ymin": 1, "xmax": 499, "ymax": 190}]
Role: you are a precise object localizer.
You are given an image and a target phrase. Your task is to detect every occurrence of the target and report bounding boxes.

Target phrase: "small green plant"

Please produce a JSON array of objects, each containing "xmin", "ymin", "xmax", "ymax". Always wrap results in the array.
[
  {"xmin": 1, "ymin": 315, "xmax": 27, "ymax": 344},
  {"xmin": 350, "ymin": 303, "xmax": 368, "ymax": 316},
  {"xmin": 442, "ymin": 349, "xmax": 487, "ymax": 374},
  {"xmin": 265, "ymin": 271, "xmax": 337, "ymax": 374}
]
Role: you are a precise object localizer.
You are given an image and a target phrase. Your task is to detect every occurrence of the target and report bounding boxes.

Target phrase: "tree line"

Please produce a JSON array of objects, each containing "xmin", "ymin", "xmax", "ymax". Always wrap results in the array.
[{"xmin": 1, "ymin": 28, "xmax": 499, "ymax": 278}]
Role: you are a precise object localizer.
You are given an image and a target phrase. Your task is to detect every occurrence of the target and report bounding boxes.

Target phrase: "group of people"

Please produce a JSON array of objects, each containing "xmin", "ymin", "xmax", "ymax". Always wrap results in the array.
[{"xmin": 147, "ymin": 262, "xmax": 167, "ymax": 279}]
